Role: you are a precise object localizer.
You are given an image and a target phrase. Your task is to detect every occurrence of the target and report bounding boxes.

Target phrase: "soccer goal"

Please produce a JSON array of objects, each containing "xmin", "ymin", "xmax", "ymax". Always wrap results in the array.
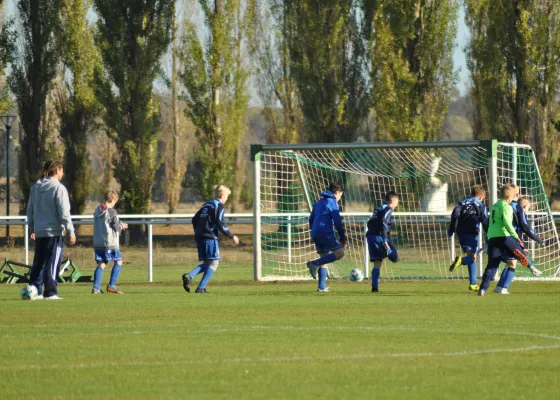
[{"xmin": 251, "ymin": 140, "xmax": 560, "ymax": 281}]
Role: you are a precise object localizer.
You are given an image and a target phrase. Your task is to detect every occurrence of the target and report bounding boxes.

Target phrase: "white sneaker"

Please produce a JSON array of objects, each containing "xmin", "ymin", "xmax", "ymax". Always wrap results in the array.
[
  {"xmin": 493, "ymin": 286, "xmax": 502, "ymax": 294},
  {"xmin": 529, "ymin": 266, "xmax": 543, "ymax": 277},
  {"xmin": 31, "ymin": 295, "xmax": 44, "ymax": 301},
  {"xmin": 498, "ymin": 288, "xmax": 510, "ymax": 295},
  {"xmin": 477, "ymin": 289, "xmax": 486, "ymax": 296},
  {"xmin": 44, "ymin": 295, "xmax": 63, "ymax": 300},
  {"xmin": 317, "ymin": 287, "xmax": 330, "ymax": 293}
]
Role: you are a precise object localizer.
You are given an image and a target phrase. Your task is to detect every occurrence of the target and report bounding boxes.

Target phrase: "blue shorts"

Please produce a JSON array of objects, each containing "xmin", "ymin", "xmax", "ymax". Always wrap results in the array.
[
  {"xmin": 367, "ymin": 235, "xmax": 398, "ymax": 262},
  {"xmin": 458, "ymin": 234, "xmax": 479, "ymax": 253},
  {"xmin": 94, "ymin": 249, "xmax": 122, "ymax": 264},
  {"xmin": 487, "ymin": 237, "xmax": 523, "ymax": 262},
  {"xmin": 312, "ymin": 233, "xmax": 342, "ymax": 253},
  {"xmin": 196, "ymin": 238, "xmax": 220, "ymax": 261}
]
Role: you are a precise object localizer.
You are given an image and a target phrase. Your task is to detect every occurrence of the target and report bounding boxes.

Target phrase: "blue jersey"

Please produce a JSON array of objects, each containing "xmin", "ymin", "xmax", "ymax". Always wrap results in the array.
[
  {"xmin": 449, "ymin": 197, "xmax": 488, "ymax": 235},
  {"xmin": 366, "ymin": 203, "xmax": 393, "ymax": 241},
  {"xmin": 511, "ymin": 201, "xmax": 543, "ymax": 244},
  {"xmin": 192, "ymin": 199, "xmax": 234, "ymax": 240},
  {"xmin": 309, "ymin": 190, "xmax": 347, "ymax": 242}
]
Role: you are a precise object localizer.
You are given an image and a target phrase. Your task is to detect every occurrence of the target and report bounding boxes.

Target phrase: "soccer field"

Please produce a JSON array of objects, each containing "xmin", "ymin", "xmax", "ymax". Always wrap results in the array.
[{"xmin": 1, "ymin": 263, "xmax": 560, "ymax": 400}]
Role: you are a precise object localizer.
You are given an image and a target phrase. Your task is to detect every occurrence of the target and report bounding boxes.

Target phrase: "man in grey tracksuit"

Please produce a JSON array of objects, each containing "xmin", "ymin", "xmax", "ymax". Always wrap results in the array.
[{"xmin": 26, "ymin": 161, "xmax": 76, "ymax": 300}]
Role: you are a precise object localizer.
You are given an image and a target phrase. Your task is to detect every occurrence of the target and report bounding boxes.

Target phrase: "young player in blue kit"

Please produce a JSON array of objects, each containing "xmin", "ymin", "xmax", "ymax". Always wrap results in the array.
[
  {"xmin": 306, "ymin": 182, "xmax": 348, "ymax": 293},
  {"xmin": 494, "ymin": 191, "xmax": 543, "ymax": 294},
  {"xmin": 366, "ymin": 191, "xmax": 399, "ymax": 293},
  {"xmin": 182, "ymin": 185, "xmax": 239, "ymax": 293},
  {"xmin": 447, "ymin": 185, "xmax": 489, "ymax": 291}
]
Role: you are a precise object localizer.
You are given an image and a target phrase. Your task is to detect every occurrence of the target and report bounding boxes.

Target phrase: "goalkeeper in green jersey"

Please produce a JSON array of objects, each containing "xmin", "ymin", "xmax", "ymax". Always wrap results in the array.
[{"xmin": 478, "ymin": 184, "xmax": 542, "ymax": 296}]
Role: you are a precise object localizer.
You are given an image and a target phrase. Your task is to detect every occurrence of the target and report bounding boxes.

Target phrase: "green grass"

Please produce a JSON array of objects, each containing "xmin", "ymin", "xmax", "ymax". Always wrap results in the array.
[{"xmin": 1, "ymin": 263, "xmax": 560, "ymax": 399}]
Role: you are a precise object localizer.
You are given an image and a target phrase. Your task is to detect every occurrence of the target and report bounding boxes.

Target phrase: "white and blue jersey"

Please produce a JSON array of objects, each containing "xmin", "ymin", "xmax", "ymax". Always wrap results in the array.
[
  {"xmin": 511, "ymin": 201, "xmax": 543, "ymax": 244},
  {"xmin": 192, "ymin": 199, "xmax": 234, "ymax": 260},
  {"xmin": 308, "ymin": 190, "xmax": 347, "ymax": 252}
]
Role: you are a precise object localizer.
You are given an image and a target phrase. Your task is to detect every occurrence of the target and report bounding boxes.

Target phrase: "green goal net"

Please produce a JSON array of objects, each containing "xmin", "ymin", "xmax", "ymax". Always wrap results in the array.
[{"xmin": 251, "ymin": 141, "xmax": 560, "ymax": 281}]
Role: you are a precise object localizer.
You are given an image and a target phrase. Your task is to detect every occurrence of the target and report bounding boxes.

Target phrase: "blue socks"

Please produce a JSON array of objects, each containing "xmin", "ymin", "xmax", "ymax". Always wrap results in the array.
[
  {"xmin": 502, "ymin": 267, "xmax": 516, "ymax": 289},
  {"xmin": 461, "ymin": 256, "xmax": 477, "ymax": 285},
  {"xmin": 198, "ymin": 267, "xmax": 215, "ymax": 289},
  {"xmin": 188, "ymin": 264, "xmax": 205, "ymax": 279},
  {"xmin": 93, "ymin": 266, "xmax": 104, "ymax": 291},
  {"xmin": 312, "ymin": 252, "xmax": 337, "ymax": 266},
  {"xmin": 318, "ymin": 268, "xmax": 328, "ymax": 290},
  {"xmin": 109, "ymin": 264, "xmax": 121, "ymax": 287},
  {"xmin": 371, "ymin": 267, "xmax": 381, "ymax": 289}
]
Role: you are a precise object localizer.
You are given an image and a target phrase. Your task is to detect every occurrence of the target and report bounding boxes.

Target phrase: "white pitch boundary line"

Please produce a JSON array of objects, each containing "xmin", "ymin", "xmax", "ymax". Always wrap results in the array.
[
  {"xmin": 3, "ymin": 344, "xmax": 560, "ymax": 372},
  {"xmin": 2, "ymin": 328, "xmax": 560, "ymax": 371},
  {"xmin": 2, "ymin": 325, "xmax": 560, "ymax": 341}
]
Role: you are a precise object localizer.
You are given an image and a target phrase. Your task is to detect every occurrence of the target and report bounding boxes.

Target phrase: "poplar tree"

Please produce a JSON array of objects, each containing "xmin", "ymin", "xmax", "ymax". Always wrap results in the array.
[
  {"xmin": 53, "ymin": 0, "xmax": 101, "ymax": 216},
  {"xmin": 285, "ymin": 0, "xmax": 370, "ymax": 143},
  {"xmin": 178, "ymin": 0, "xmax": 249, "ymax": 199},
  {"xmin": 94, "ymin": 0, "xmax": 173, "ymax": 223},
  {"xmin": 368, "ymin": 0, "xmax": 458, "ymax": 142},
  {"xmin": 8, "ymin": 0, "xmax": 62, "ymax": 211},
  {"xmin": 465, "ymin": 0, "xmax": 560, "ymax": 194}
]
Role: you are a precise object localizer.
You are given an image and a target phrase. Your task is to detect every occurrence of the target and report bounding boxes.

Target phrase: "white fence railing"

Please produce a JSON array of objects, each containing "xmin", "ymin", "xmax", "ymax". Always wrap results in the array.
[{"xmin": 1, "ymin": 212, "xmax": 560, "ymax": 282}]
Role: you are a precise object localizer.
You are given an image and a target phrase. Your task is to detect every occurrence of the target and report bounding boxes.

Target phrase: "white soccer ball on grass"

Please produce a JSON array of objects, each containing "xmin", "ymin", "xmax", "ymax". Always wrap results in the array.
[
  {"xmin": 349, "ymin": 268, "xmax": 364, "ymax": 282},
  {"xmin": 20, "ymin": 285, "xmax": 38, "ymax": 300}
]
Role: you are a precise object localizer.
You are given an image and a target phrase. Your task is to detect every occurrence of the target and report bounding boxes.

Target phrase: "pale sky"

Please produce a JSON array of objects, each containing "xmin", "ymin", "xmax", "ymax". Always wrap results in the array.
[{"xmin": 453, "ymin": 6, "xmax": 470, "ymax": 95}]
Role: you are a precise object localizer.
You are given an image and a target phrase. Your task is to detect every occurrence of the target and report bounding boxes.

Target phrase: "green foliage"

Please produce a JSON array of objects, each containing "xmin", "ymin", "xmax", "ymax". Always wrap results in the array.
[
  {"xmin": 94, "ymin": 0, "xmax": 174, "ymax": 216},
  {"xmin": 247, "ymin": 0, "xmax": 301, "ymax": 145},
  {"xmin": 465, "ymin": 0, "xmax": 560, "ymax": 196},
  {"xmin": 0, "ymin": 2, "xmax": 15, "ymax": 115},
  {"xmin": 8, "ymin": 0, "xmax": 62, "ymax": 211},
  {"xmin": 178, "ymin": 0, "xmax": 250, "ymax": 199},
  {"xmin": 369, "ymin": 0, "xmax": 458, "ymax": 142},
  {"xmin": 285, "ymin": 0, "xmax": 370, "ymax": 143},
  {"xmin": 55, "ymin": 0, "xmax": 102, "ymax": 216}
]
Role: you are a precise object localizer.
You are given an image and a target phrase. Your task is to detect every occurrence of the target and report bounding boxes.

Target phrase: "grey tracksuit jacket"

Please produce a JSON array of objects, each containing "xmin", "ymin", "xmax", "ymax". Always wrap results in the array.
[
  {"xmin": 26, "ymin": 178, "xmax": 75, "ymax": 238},
  {"xmin": 93, "ymin": 205, "xmax": 123, "ymax": 250}
]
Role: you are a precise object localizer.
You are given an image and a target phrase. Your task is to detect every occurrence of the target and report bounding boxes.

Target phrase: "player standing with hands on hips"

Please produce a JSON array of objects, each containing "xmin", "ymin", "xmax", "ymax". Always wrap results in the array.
[
  {"xmin": 26, "ymin": 160, "xmax": 76, "ymax": 300},
  {"xmin": 182, "ymin": 185, "xmax": 239, "ymax": 293}
]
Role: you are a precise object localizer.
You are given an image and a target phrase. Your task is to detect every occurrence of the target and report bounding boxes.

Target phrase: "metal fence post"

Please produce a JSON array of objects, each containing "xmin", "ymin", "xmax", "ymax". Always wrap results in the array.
[{"xmin": 148, "ymin": 221, "xmax": 153, "ymax": 283}]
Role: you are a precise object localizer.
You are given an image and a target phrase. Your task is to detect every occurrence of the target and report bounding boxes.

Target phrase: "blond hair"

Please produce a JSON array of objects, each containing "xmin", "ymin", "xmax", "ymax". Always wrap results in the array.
[
  {"xmin": 499, "ymin": 185, "xmax": 516, "ymax": 201},
  {"xmin": 214, "ymin": 185, "xmax": 231, "ymax": 199},
  {"xmin": 104, "ymin": 190, "xmax": 119, "ymax": 203}
]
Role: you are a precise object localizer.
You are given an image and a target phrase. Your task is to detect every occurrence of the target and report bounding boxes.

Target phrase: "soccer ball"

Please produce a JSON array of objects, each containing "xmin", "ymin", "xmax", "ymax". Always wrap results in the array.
[
  {"xmin": 20, "ymin": 285, "xmax": 38, "ymax": 300},
  {"xmin": 349, "ymin": 268, "xmax": 364, "ymax": 282}
]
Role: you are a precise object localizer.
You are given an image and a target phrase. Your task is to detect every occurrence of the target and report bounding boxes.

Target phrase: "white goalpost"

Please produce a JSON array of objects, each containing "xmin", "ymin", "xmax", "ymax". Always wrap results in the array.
[{"xmin": 251, "ymin": 140, "xmax": 560, "ymax": 281}]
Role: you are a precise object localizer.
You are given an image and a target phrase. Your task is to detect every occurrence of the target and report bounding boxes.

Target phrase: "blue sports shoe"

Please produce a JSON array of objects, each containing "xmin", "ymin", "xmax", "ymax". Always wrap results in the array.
[{"xmin": 307, "ymin": 261, "xmax": 318, "ymax": 279}]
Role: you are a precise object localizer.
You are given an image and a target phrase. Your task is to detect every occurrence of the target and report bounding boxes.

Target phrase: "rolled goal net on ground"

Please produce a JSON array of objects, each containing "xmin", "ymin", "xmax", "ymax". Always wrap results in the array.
[{"xmin": 251, "ymin": 141, "xmax": 560, "ymax": 281}]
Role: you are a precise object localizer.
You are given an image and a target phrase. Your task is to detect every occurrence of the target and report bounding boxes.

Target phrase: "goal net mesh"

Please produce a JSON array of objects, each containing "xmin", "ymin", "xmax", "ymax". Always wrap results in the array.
[{"xmin": 255, "ymin": 143, "xmax": 560, "ymax": 281}]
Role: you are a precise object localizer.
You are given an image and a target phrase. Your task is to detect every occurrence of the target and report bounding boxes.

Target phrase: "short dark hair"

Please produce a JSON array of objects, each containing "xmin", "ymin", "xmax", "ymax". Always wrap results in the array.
[
  {"xmin": 384, "ymin": 191, "xmax": 399, "ymax": 203},
  {"xmin": 328, "ymin": 181, "xmax": 344, "ymax": 193},
  {"xmin": 42, "ymin": 160, "xmax": 63, "ymax": 177}
]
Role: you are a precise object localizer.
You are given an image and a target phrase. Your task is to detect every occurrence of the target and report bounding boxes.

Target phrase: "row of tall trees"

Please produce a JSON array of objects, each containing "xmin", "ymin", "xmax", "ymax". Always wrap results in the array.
[
  {"xmin": 0, "ymin": 0, "xmax": 558, "ymax": 222},
  {"xmin": 466, "ymin": 0, "xmax": 560, "ymax": 194}
]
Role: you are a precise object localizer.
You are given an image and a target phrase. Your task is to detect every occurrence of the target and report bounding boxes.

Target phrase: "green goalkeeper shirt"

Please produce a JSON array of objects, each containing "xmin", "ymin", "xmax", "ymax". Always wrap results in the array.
[{"xmin": 487, "ymin": 199, "xmax": 519, "ymax": 240}]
